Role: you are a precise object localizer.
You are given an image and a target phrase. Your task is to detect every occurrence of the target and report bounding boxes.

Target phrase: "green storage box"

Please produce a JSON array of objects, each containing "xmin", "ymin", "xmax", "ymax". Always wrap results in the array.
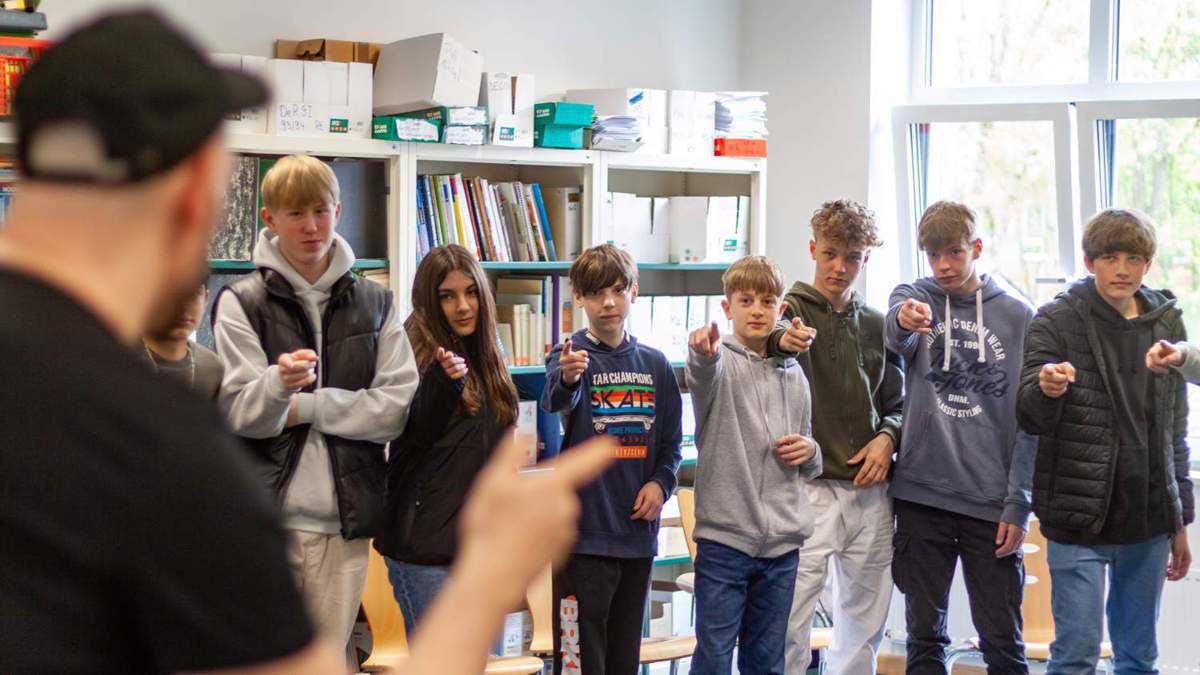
[
  {"xmin": 397, "ymin": 105, "xmax": 488, "ymax": 128},
  {"xmin": 534, "ymin": 102, "xmax": 594, "ymax": 128},
  {"xmin": 534, "ymin": 124, "xmax": 585, "ymax": 149},
  {"xmin": 371, "ymin": 115, "xmax": 441, "ymax": 142}
]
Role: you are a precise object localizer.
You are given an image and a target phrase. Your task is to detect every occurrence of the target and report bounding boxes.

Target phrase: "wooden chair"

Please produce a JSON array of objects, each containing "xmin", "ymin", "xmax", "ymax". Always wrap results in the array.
[
  {"xmin": 673, "ymin": 488, "xmax": 833, "ymax": 668},
  {"xmin": 945, "ymin": 518, "xmax": 1114, "ymax": 672},
  {"xmin": 360, "ymin": 545, "xmax": 546, "ymax": 674}
]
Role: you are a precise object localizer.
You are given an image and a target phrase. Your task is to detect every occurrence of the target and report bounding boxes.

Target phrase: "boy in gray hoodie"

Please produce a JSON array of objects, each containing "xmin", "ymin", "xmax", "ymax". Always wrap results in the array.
[
  {"xmin": 212, "ymin": 155, "xmax": 419, "ymax": 655},
  {"xmin": 1147, "ymin": 339, "xmax": 1200, "ymax": 383},
  {"xmin": 686, "ymin": 255, "xmax": 822, "ymax": 675},
  {"xmin": 886, "ymin": 200, "xmax": 1036, "ymax": 674}
]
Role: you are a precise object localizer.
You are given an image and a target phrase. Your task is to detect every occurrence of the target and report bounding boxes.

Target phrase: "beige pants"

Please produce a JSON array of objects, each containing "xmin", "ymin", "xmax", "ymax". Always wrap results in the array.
[{"xmin": 286, "ymin": 530, "xmax": 370, "ymax": 650}]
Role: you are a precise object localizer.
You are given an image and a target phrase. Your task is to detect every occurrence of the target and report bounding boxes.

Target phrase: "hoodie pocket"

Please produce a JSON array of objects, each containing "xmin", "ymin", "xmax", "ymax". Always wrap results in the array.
[{"xmin": 899, "ymin": 411, "xmax": 1009, "ymax": 504}]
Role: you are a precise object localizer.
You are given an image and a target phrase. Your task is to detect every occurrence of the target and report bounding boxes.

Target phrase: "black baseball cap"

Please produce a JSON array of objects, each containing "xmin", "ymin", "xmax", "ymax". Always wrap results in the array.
[{"xmin": 15, "ymin": 10, "xmax": 269, "ymax": 184}]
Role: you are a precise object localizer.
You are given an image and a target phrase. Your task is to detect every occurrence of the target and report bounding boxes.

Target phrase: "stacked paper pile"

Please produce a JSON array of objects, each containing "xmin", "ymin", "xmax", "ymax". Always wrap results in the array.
[{"xmin": 715, "ymin": 91, "xmax": 768, "ymax": 139}]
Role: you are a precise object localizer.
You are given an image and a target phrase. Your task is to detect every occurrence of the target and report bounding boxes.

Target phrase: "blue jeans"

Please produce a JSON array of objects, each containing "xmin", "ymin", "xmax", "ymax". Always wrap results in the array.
[
  {"xmin": 1046, "ymin": 535, "xmax": 1172, "ymax": 675},
  {"xmin": 383, "ymin": 557, "xmax": 450, "ymax": 635},
  {"xmin": 692, "ymin": 539, "xmax": 799, "ymax": 675}
]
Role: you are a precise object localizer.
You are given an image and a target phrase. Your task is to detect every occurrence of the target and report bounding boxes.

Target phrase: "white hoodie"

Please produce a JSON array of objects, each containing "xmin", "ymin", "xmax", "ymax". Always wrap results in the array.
[{"xmin": 214, "ymin": 230, "xmax": 418, "ymax": 534}]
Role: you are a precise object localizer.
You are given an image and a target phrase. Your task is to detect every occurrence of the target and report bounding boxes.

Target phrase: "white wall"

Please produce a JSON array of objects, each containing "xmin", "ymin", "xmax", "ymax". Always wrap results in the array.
[
  {"xmin": 44, "ymin": 0, "xmax": 741, "ymax": 96},
  {"xmin": 738, "ymin": 0, "xmax": 873, "ymax": 287}
]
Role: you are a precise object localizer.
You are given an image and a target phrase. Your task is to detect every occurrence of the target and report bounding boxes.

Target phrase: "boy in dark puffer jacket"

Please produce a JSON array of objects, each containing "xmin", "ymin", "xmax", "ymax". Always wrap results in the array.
[{"xmin": 1018, "ymin": 208, "xmax": 1193, "ymax": 674}]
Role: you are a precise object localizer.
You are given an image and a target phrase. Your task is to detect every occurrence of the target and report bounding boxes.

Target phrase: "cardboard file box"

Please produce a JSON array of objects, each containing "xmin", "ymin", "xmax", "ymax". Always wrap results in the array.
[
  {"xmin": 534, "ymin": 102, "xmax": 594, "ymax": 128},
  {"xmin": 274, "ymin": 38, "xmax": 381, "ymax": 68},
  {"xmin": 534, "ymin": 124, "xmax": 585, "ymax": 149},
  {"xmin": 373, "ymin": 33, "xmax": 483, "ymax": 115},
  {"xmin": 371, "ymin": 115, "xmax": 440, "ymax": 142}
]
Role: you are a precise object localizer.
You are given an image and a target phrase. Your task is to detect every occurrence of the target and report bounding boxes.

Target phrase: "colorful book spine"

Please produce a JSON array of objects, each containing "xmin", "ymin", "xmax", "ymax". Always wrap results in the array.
[
  {"xmin": 415, "ymin": 175, "xmax": 431, "ymax": 259},
  {"xmin": 531, "ymin": 183, "xmax": 558, "ymax": 261},
  {"xmin": 422, "ymin": 176, "xmax": 441, "ymax": 248}
]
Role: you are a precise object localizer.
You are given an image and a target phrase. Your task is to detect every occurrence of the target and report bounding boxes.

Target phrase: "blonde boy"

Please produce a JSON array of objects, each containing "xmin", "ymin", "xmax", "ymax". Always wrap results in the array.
[
  {"xmin": 212, "ymin": 155, "xmax": 418, "ymax": 653},
  {"xmin": 686, "ymin": 255, "xmax": 822, "ymax": 675}
]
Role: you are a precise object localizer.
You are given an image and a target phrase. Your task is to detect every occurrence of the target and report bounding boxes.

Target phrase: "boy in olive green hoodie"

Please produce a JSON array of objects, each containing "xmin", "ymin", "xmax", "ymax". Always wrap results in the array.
[{"xmin": 768, "ymin": 199, "xmax": 904, "ymax": 674}]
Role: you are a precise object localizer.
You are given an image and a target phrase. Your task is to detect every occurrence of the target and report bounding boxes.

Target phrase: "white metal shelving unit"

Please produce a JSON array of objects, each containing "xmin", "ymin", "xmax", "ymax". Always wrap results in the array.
[{"xmin": 0, "ymin": 121, "xmax": 768, "ymax": 316}]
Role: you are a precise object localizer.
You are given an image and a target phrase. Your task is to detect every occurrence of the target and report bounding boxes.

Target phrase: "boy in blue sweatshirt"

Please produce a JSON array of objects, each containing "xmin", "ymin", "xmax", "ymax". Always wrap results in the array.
[
  {"xmin": 542, "ymin": 244, "xmax": 683, "ymax": 675},
  {"xmin": 886, "ymin": 201, "xmax": 1036, "ymax": 674}
]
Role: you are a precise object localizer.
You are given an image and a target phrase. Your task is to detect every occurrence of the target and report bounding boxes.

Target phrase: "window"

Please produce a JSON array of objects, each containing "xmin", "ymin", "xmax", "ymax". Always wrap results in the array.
[
  {"xmin": 1111, "ymin": 114, "xmax": 1200, "ymax": 444},
  {"xmin": 923, "ymin": 120, "xmax": 1061, "ymax": 305},
  {"xmin": 897, "ymin": 0, "xmax": 1200, "ymax": 464},
  {"xmin": 1117, "ymin": 0, "xmax": 1200, "ymax": 82},
  {"xmin": 929, "ymin": 0, "xmax": 1090, "ymax": 86}
]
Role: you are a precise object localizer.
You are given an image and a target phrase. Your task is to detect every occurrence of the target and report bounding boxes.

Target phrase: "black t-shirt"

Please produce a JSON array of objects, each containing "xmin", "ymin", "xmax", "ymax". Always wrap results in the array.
[{"xmin": 0, "ymin": 269, "xmax": 313, "ymax": 673}]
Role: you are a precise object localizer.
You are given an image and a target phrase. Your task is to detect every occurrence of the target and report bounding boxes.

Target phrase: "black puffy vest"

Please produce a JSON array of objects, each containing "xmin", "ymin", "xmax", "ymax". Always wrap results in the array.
[{"xmin": 216, "ymin": 268, "xmax": 393, "ymax": 539}]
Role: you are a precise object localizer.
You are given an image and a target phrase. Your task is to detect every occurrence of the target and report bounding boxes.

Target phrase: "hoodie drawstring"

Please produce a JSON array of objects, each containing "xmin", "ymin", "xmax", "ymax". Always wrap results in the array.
[
  {"xmin": 942, "ymin": 288, "xmax": 987, "ymax": 371},
  {"xmin": 976, "ymin": 287, "xmax": 986, "ymax": 364}
]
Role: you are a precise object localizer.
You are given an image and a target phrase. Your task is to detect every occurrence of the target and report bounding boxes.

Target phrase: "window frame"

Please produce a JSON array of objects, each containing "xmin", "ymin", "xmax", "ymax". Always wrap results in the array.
[{"xmin": 891, "ymin": 102, "xmax": 1079, "ymax": 284}]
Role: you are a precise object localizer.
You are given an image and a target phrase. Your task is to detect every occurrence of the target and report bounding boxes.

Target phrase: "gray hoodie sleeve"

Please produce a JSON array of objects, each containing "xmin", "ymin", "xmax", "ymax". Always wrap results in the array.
[
  {"xmin": 684, "ymin": 344, "xmax": 723, "ymax": 422},
  {"xmin": 885, "ymin": 284, "xmax": 923, "ymax": 359},
  {"xmin": 1173, "ymin": 342, "xmax": 1200, "ymax": 384},
  {"xmin": 213, "ymin": 294, "xmax": 294, "ymax": 439},
  {"xmin": 292, "ymin": 303, "xmax": 419, "ymax": 444}
]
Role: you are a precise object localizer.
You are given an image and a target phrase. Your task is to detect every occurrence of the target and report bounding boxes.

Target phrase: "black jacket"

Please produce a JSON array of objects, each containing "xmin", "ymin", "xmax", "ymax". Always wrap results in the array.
[
  {"xmin": 374, "ymin": 364, "xmax": 507, "ymax": 565},
  {"xmin": 217, "ymin": 268, "xmax": 393, "ymax": 539},
  {"xmin": 1017, "ymin": 279, "xmax": 1193, "ymax": 538}
]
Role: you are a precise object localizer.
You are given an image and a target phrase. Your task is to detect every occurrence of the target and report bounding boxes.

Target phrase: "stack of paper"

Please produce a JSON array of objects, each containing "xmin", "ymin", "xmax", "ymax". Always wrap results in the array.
[
  {"xmin": 590, "ymin": 115, "xmax": 643, "ymax": 151},
  {"xmin": 715, "ymin": 91, "xmax": 768, "ymax": 139}
]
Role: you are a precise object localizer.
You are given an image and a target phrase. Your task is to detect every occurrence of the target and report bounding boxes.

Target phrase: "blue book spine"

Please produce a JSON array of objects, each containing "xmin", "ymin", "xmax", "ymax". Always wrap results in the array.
[
  {"xmin": 531, "ymin": 183, "xmax": 558, "ymax": 261},
  {"xmin": 422, "ymin": 175, "xmax": 441, "ymax": 247},
  {"xmin": 415, "ymin": 176, "xmax": 430, "ymax": 259}
]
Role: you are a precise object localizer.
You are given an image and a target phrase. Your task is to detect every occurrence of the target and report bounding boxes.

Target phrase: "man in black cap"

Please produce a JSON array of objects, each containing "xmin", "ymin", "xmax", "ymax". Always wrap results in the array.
[
  {"xmin": 0, "ymin": 9, "xmax": 619, "ymax": 675},
  {"xmin": 0, "ymin": 9, "xmax": 347, "ymax": 674}
]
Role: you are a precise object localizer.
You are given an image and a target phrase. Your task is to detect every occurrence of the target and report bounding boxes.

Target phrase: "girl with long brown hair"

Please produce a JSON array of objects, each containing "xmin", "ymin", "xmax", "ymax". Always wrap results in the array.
[{"xmin": 373, "ymin": 244, "xmax": 520, "ymax": 632}]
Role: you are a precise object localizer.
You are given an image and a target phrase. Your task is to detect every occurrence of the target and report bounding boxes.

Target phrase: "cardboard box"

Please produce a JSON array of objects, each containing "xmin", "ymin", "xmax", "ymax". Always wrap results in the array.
[
  {"xmin": 483, "ymin": 72, "xmax": 534, "ymax": 147},
  {"xmin": 534, "ymin": 124, "xmax": 584, "ymax": 149},
  {"xmin": 534, "ymin": 102, "xmax": 594, "ymax": 128},
  {"xmin": 371, "ymin": 115, "xmax": 440, "ymax": 142},
  {"xmin": 667, "ymin": 196, "xmax": 748, "ymax": 263},
  {"xmin": 584, "ymin": 128, "xmax": 642, "ymax": 152},
  {"xmin": 266, "ymin": 58, "xmax": 372, "ymax": 138},
  {"xmin": 213, "ymin": 53, "xmax": 269, "ymax": 133},
  {"xmin": 275, "ymin": 38, "xmax": 381, "ymax": 68},
  {"xmin": 566, "ymin": 88, "xmax": 665, "ymax": 128},
  {"xmin": 714, "ymin": 137, "xmax": 768, "ymax": 157},
  {"xmin": 402, "ymin": 105, "xmax": 488, "ymax": 128},
  {"xmin": 542, "ymin": 187, "xmax": 583, "ymax": 259},
  {"xmin": 668, "ymin": 90, "xmax": 715, "ymax": 156},
  {"xmin": 635, "ymin": 125, "xmax": 669, "ymax": 155},
  {"xmin": 373, "ymin": 33, "xmax": 483, "ymax": 115},
  {"xmin": 443, "ymin": 125, "xmax": 487, "ymax": 145}
]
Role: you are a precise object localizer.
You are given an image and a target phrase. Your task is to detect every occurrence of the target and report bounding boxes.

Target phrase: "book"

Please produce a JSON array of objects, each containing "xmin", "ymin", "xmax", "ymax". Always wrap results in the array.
[
  {"xmin": 497, "ymin": 322, "xmax": 515, "ymax": 364},
  {"xmin": 480, "ymin": 178, "xmax": 509, "ymax": 261},
  {"xmin": 448, "ymin": 174, "xmax": 476, "ymax": 255},
  {"xmin": 468, "ymin": 178, "xmax": 495, "ymax": 260},
  {"xmin": 0, "ymin": 10, "xmax": 46, "ymax": 32},
  {"xmin": 433, "ymin": 175, "xmax": 455, "ymax": 246},
  {"xmin": 421, "ymin": 176, "xmax": 441, "ymax": 248},
  {"xmin": 521, "ymin": 183, "xmax": 549, "ymax": 261},
  {"xmin": 495, "ymin": 183, "xmax": 529, "ymax": 262},
  {"xmin": 414, "ymin": 173, "xmax": 431, "ymax": 258},
  {"xmin": 531, "ymin": 183, "xmax": 558, "ymax": 261},
  {"xmin": 542, "ymin": 187, "xmax": 582, "ymax": 259}
]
